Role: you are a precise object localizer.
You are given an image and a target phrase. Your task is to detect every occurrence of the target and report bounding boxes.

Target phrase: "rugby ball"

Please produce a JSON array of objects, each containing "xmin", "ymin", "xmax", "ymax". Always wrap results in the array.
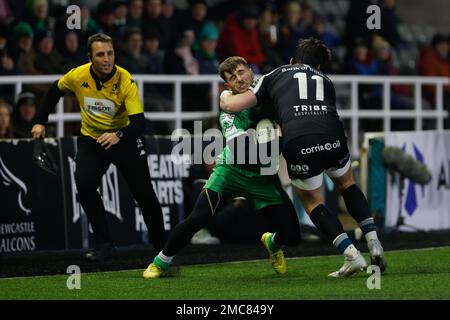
[{"xmin": 255, "ymin": 118, "xmax": 279, "ymax": 143}]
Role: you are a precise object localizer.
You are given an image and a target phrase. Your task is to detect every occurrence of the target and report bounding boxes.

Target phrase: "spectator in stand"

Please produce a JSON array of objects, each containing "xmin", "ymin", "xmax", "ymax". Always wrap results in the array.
[
  {"xmin": 300, "ymin": 3, "xmax": 314, "ymax": 31},
  {"xmin": 127, "ymin": 0, "xmax": 144, "ymax": 29},
  {"xmin": 78, "ymin": 5, "xmax": 100, "ymax": 49},
  {"xmin": 11, "ymin": 22, "xmax": 38, "ymax": 75},
  {"xmin": 347, "ymin": 39, "xmax": 379, "ymax": 76},
  {"xmin": 179, "ymin": 0, "xmax": 208, "ymax": 50},
  {"xmin": 34, "ymin": 31, "xmax": 64, "ymax": 75},
  {"xmin": 165, "ymin": 30, "xmax": 209, "ymax": 122},
  {"xmin": 96, "ymin": 1, "xmax": 121, "ymax": 41},
  {"xmin": 26, "ymin": 0, "xmax": 51, "ymax": 36},
  {"xmin": 373, "ymin": 36, "xmax": 426, "ymax": 129},
  {"xmin": 217, "ymin": 5, "xmax": 265, "ymax": 73},
  {"xmin": 54, "ymin": 5, "xmax": 100, "ymax": 53},
  {"xmin": 161, "ymin": 0, "xmax": 175, "ymax": 19},
  {"xmin": 418, "ymin": 33, "xmax": 450, "ymax": 128},
  {"xmin": 192, "ymin": 22, "xmax": 220, "ymax": 119},
  {"xmin": 379, "ymin": 0, "xmax": 404, "ymax": 49},
  {"xmin": 141, "ymin": 28, "xmax": 171, "ymax": 119},
  {"xmin": 194, "ymin": 23, "xmax": 219, "ymax": 74},
  {"xmin": 116, "ymin": 28, "xmax": 147, "ymax": 73},
  {"xmin": 373, "ymin": 36, "xmax": 421, "ymax": 110},
  {"xmin": 60, "ymin": 31, "xmax": 88, "ymax": 72},
  {"xmin": 160, "ymin": 0, "xmax": 179, "ymax": 47},
  {"xmin": 112, "ymin": 0, "xmax": 128, "ymax": 41},
  {"xmin": 310, "ymin": 15, "xmax": 341, "ymax": 50},
  {"xmin": 278, "ymin": 0, "xmax": 309, "ymax": 63},
  {"xmin": 258, "ymin": 2, "xmax": 284, "ymax": 72},
  {"xmin": 0, "ymin": 0, "xmax": 15, "ymax": 26},
  {"xmin": 142, "ymin": 0, "xmax": 173, "ymax": 51},
  {"xmin": 343, "ymin": 0, "xmax": 373, "ymax": 50},
  {"xmin": 346, "ymin": 38, "xmax": 381, "ymax": 117},
  {"xmin": 0, "ymin": 100, "xmax": 14, "ymax": 139},
  {"xmin": 10, "ymin": 22, "xmax": 49, "ymax": 100},
  {"xmin": 143, "ymin": 29, "xmax": 164, "ymax": 74},
  {"xmin": 58, "ymin": 31, "xmax": 86, "ymax": 128},
  {"xmin": 161, "ymin": 0, "xmax": 180, "ymax": 23},
  {"xmin": 0, "ymin": 47, "xmax": 18, "ymax": 104},
  {"xmin": 164, "ymin": 30, "xmax": 198, "ymax": 75},
  {"xmin": 11, "ymin": 92, "xmax": 37, "ymax": 138}
]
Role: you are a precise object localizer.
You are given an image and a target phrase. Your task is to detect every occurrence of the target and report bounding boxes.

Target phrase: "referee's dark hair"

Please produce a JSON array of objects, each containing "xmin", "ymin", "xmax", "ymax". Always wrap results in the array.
[
  {"xmin": 87, "ymin": 33, "xmax": 113, "ymax": 54},
  {"xmin": 292, "ymin": 37, "xmax": 332, "ymax": 70}
]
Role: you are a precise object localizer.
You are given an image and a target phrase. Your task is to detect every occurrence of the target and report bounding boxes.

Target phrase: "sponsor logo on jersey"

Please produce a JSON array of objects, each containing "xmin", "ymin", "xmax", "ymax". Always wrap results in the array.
[
  {"xmin": 111, "ymin": 83, "xmax": 118, "ymax": 95},
  {"xmin": 290, "ymin": 164, "xmax": 310, "ymax": 173},
  {"xmin": 221, "ymin": 113, "xmax": 236, "ymax": 134},
  {"xmin": 292, "ymin": 104, "xmax": 328, "ymax": 116},
  {"xmin": 83, "ymin": 97, "xmax": 115, "ymax": 116},
  {"xmin": 300, "ymin": 139, "xmax": 341, "ymax": 154}
]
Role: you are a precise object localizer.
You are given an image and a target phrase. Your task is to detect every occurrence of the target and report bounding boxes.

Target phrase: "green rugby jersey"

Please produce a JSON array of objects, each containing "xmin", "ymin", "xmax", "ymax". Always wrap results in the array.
[
  {"xmin": 216, "ymin": 107, "xmax": 278, "ymax": 176},
  {"xmin": 204, "ymin": 107, "xmax": 287, "ymax": 209}
]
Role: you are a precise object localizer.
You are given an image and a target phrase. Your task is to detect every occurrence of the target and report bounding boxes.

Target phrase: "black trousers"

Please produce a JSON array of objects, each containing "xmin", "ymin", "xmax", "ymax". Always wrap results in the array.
[{"xmin": 74, "ymin": 135, "xmax": 166, "ymax": 253}]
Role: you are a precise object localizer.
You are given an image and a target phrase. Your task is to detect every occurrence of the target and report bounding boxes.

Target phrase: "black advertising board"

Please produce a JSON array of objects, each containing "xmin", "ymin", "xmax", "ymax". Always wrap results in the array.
[
  {"xmin": 0, "ymin": 139, "xmax": 65, "ymax": 253},
  {"xmin": 0, "ymin": 136, "xmax": 192, "ymax": 254}
]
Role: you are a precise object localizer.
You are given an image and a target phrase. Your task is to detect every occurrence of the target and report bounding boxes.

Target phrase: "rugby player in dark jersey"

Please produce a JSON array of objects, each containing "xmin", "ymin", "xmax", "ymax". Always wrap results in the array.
[{"xmin": 220, "ymin": 38, "xmax": 386, "ymax": 277}]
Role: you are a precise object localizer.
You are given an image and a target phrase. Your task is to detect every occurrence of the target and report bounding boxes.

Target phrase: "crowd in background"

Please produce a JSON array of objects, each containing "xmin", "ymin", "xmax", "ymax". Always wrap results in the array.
[{"xmin": 0, "ymin": 0, "xmax": 449, "ymax": 138}]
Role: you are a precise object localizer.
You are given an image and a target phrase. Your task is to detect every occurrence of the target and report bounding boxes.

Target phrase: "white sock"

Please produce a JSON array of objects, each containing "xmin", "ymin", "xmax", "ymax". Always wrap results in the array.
[
  {"xmin": 343, "ymin": 244, "xmax": 359, "ymax": 259},
  {"xmin": 158, "ymin": 251, "xmax": 174, "ymax": 264},
  {"xmin": 365, "ymin": 231, "xmax": 378, "ymax": 242}
]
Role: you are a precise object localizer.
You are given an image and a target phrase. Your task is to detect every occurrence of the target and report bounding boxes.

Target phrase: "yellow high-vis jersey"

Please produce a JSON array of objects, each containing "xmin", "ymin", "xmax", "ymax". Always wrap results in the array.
[{"xmin": 58, "ymin": 63, "xmax": 143, "ymax": 139}]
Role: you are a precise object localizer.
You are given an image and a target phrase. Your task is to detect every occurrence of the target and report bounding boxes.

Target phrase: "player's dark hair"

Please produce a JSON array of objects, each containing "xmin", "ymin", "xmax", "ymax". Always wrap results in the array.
[
  {"xmin": 292, "ymin": 37, "xmax": 332, "ymax": 69},
  {"xmin": 87, "ymin": 33, "xmax": 113, "ymax": 54},
  {"xmin": 218, "ymin": 56, "xmax": 250, "ymax": 82}
]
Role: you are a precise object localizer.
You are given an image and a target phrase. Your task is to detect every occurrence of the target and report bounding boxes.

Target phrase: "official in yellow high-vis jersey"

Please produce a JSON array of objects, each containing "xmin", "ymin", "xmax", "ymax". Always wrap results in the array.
[{"xmin": 31, "ymin": 33, "xmax": 166, "ymax": 262}]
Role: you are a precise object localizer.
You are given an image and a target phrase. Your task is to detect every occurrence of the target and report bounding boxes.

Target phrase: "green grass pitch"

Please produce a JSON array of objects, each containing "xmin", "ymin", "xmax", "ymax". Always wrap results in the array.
[{"xmin": 1, "ymin": 246, "xmax": 449, "ymax": 300}]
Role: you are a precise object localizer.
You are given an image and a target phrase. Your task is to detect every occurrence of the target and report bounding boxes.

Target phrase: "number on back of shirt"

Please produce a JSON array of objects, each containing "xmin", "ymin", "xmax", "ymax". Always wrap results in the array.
[{"xmin": 293, "ymin": 72, "xmax": 324, "ymax": 101}]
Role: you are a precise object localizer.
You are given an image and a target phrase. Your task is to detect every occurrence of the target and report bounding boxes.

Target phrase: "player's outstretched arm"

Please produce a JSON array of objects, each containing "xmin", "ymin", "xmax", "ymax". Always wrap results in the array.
[
  {"xmin": 220, "ymin": 89, "xmax": 257, "ymax": 113},
  {"xmin": 31, "ymin": 81, "xmax": 65, "ymax": 138}
]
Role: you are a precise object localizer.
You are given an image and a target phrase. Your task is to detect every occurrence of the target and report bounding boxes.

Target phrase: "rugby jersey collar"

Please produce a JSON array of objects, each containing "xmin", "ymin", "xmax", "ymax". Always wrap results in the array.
[{"xmin": 89, "ymin": 65, "xmax": 117, "ymax": 91}]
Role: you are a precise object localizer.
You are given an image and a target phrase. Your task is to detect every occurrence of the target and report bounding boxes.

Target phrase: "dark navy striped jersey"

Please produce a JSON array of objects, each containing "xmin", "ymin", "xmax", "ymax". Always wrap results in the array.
[{"xmin": 251, "ymin": 63, "xmax": 344, "ymax": 144}]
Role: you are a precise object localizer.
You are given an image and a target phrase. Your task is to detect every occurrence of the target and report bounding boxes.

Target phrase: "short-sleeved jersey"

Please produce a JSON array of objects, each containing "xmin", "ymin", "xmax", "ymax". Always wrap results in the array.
[
  {"xmin": 216, "ymin": 109, "xmax": 258, "ymax": 175},
  {"xmin": 220, "ymin": 109, "xmax": 251, "ymax": 143},
  {"xmin": 252, "ymin": 63, "xmax": 344, "ymax": 144},
  {"xmin": 57, "ymin": 63, "xmax": 143, "ymax": 139},
  {"xmin": 216, "ymin": 107, "xmax": 277, "ymax": 177},
  {"xmin": 205, "ymin": 107, "xmax": 288, "ymax": 208}
]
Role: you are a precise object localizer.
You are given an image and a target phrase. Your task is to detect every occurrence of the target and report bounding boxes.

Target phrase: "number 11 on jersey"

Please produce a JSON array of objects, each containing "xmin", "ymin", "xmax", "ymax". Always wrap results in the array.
[{"xmin": 293, "ymin": 72, "xmax": 324, "ymax": 101}]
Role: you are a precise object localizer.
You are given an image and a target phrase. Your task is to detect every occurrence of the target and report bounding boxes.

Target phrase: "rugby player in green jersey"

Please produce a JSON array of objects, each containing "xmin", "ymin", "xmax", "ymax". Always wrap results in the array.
[{"xmin": 143, "ymin": 56, "xmax": 301, "ymax": 279}]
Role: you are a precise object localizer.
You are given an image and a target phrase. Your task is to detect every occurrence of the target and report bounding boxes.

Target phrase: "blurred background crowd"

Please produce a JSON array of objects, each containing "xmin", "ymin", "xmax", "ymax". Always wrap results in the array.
[{"xmin": 0, "ymin": 0, "xmax": 449, "ymax": 139}]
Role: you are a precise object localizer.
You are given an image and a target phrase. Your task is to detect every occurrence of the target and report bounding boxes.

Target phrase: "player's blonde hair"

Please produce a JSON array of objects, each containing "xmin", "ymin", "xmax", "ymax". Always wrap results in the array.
[{"xmin": 218, "ymin": 56, "xmax": 250, "ymax": 82}]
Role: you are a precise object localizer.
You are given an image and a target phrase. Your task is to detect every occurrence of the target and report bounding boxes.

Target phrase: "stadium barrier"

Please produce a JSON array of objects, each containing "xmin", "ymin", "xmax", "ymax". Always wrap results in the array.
[
  {"xmin": 0, "ymin": 134, "xmax": 340, "ymax": 254},
  {"xmin": 0, "ymin": 136, "xmax": 188, "ymax": 254},
  {"xmin": 4, "ymin": 130, "xmax": 448, "ymax": 255},
  {"xmin": 0, "ymin": 74, "xmax": 448, "ymax": 157}
]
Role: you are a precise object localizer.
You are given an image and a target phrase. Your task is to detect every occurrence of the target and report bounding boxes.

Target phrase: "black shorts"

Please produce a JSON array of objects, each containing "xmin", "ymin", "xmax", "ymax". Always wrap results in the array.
[{"xmin": 283, "ymin": 134, "xmax": 351, "ymax": 190}]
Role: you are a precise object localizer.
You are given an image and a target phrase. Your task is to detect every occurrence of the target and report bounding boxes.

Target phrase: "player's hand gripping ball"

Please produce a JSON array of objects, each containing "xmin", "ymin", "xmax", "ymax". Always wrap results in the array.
[{"xmin": 255, "ymin": 118, "xmax": 281, "ymax": 144}]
